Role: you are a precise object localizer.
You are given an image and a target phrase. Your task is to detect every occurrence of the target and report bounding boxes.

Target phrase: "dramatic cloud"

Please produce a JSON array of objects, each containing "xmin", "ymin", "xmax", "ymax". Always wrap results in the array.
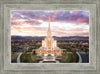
[{"xmin": 11, "ymin": 11, "xmax": 89, "ymax": 37}]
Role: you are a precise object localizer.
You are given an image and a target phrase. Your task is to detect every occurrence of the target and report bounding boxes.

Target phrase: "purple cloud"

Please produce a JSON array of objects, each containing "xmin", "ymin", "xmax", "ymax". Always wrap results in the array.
[{"xmin": 11, "ymin": 11, "xmax": 89, "ymax": 24}]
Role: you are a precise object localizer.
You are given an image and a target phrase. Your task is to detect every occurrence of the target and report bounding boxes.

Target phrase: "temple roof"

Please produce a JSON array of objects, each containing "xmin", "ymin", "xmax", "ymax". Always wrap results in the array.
[{"xmin": 47, "ymin": 17, "xmax": 52, "ymax": 37}]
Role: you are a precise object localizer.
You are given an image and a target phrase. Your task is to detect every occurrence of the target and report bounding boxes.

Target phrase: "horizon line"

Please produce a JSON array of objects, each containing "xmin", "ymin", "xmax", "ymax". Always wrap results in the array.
[{"xmin": 11, "ymin": 35, "xmax": 89, "ymax": 37}]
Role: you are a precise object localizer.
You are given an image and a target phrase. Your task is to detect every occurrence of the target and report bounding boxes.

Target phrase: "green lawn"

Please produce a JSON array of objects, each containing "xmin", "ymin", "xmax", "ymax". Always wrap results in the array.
[
  {"xmin": 20, "ymin": 53, "xmax": 41, "ymax": 63},
  {"xmin": 67, "ymin": 53, "xmax": 73, "ymax": 62},
  {"xmin": 57, "ymin": 53, "xmax": 79, "ymax": 63},
  {"xmin": 20, "ymin": 52, "xmax": 79, "ymax": 63}
]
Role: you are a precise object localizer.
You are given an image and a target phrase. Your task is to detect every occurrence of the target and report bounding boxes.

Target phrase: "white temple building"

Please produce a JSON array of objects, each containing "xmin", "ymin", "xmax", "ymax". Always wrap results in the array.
[{"xmin": 34, "ymin": 17, "xmax": 63, "ymax": 56}]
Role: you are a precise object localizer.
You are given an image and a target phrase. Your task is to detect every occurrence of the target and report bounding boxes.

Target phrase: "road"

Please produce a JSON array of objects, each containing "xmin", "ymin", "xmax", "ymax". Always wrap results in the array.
[
  {"xmin": 11, "ymin": 52, "xmax": 21, "ymax": 63},
  {"xmin": 76, "ymin": 49, "xmax": 89, "ymax": 63}
]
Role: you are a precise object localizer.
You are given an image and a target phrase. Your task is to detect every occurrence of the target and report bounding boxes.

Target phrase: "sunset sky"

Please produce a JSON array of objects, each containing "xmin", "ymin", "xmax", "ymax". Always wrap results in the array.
[{"xmin": 11, "ymin": 11, "xmax": 89, "ymax": 37}]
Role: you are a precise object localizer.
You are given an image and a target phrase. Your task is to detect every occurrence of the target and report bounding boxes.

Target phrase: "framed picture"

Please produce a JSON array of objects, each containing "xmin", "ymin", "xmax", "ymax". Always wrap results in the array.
[{"xmin": 0, "ymin": 0, "xmax": 100, "ymax": 74}]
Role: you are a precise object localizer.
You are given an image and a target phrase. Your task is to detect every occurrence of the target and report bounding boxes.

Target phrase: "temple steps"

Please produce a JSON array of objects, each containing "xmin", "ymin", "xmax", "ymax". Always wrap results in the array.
[{"xmin": 43, "ymin": 61, "xmax": 56, "ymax": 63}]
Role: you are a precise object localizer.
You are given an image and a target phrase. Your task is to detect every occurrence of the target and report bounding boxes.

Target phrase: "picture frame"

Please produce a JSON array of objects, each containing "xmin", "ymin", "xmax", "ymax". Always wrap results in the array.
[{"xmin": 0, "ymin": 0, "xmax": 100, "ymax": 74}]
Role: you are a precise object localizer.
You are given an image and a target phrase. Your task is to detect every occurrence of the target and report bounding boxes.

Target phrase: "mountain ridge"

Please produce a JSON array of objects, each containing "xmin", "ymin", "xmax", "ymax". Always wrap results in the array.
[{"xmin": 11, "ymin": 36, "xmax": 89, "ymax": 40}]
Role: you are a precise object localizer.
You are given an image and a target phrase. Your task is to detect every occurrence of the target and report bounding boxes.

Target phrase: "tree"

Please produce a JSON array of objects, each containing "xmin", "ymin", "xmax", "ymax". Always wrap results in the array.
[
  {"xmin": 72, "ymin": 49, "xmax": 77, "ymax": 62},
  {"xmin": 32, "ymin": 50, "xmax": 36, "ymax": 55}
]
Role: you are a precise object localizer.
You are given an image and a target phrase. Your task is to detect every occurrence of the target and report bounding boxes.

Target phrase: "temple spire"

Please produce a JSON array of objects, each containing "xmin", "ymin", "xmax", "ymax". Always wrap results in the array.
[{"xmin": 47, "ymin": 17, "xmax": 51, "ymax": 37}]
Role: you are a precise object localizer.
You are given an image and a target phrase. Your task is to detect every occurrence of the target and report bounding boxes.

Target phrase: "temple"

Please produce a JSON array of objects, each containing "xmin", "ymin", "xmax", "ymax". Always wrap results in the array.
[
  {"xmin": 42, "ymin": 17, "xmax": 57, "ymax": 52},
  {"xmin": 34, "ymin": 17, "xmax": 63, "ymax": 57}
]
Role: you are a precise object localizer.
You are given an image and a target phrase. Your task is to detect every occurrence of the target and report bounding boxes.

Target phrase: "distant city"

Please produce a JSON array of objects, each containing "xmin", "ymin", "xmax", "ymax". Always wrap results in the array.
[{"xmin": 11, "ymin": 36, "xmax": 89, "ymax": 63}]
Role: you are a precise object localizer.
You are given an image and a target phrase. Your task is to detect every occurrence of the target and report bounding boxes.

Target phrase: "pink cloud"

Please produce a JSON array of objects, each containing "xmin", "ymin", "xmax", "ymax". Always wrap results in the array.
[
  {"xmin": 11, "ymin": 20, "xmax": 41, "ymax": 26},
  {"xmin": 76, "ymin": 18, "xmax": 89, "ymax": 24},
  {"xmin": 68, "ymin": 28, "xmax": 84, "ymax": 31}
]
